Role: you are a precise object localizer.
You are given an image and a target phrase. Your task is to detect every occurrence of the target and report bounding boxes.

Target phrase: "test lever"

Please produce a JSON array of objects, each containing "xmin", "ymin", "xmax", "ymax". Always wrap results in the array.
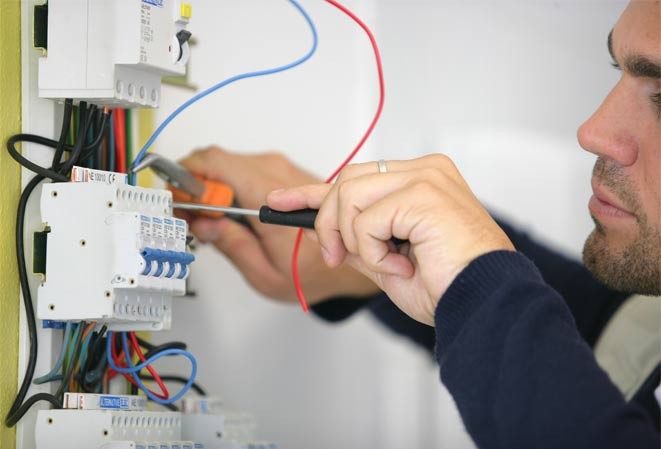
[{"xmin": 172, "ymin": 202, "xmax": 407, "ymax": 245}]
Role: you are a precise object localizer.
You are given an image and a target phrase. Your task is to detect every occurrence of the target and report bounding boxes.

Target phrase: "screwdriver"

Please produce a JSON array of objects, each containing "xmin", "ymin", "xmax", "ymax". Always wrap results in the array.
[
  {"xmin": 173, "ymin": 202, "xmax": 318, "ymax": 229},
  {"xmin": 173, "ymin": 202, "xmax": 407, "ymax": 244}
]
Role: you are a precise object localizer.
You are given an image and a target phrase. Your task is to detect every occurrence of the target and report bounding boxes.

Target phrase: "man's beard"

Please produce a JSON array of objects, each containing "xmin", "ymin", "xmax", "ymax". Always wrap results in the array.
[{"xmin": 583, "ymin": 158, "xmax": 661, "ymax": 295}]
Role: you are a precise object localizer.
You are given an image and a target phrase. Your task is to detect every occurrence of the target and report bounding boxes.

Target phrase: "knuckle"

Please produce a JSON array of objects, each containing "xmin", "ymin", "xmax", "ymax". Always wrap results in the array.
[
  {"xmin": 336, "ymin": 163, "xmax": 358, "ymax": 183},
  {"xmin": 261, "ymin": 151, "xmax": 288, "ymax": 167},
  {"xmin": 191, "ymin": 146, "xmax": 221, "ymax": 162},
  {"xmin": 336, "ymin": 179, "xmax": 354, "ymax": 203},
  {"xmin": 424, "ymin": 153, "xmax": 454, "ymax": 169}
]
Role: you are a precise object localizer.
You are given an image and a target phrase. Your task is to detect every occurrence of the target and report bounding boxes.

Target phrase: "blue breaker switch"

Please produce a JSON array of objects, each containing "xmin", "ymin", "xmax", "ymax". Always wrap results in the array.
[
  {"xmin": 141, "ymin": 248, "xmax": 155, "ymax": 275},
  {"xmin": 165, "ymin": 250, "xmax": 180, "ymax": 278},
  {"xmin": 177, "ymin": 252, "xmax": 196, "ymax": 279},
  {"xmin": 153, "ymin": 249, "xmax": 167, "ymax": 278}
]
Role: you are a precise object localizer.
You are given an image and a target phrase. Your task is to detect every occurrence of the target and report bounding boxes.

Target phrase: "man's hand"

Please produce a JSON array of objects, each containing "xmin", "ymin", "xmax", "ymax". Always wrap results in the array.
[
  {"xmin": 178, "ymin": 146, "xmax": 379, "ymax": 304},
  {"xmin": 267, "ymin": 154, "xmax": 516, "ymax": 325}
]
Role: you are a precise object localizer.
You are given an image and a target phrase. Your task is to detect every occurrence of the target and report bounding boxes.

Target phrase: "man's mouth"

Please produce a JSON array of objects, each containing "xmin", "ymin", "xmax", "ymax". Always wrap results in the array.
[{"xmin": 589, "ymin": 179, "xmax": 636, "ymax": 221}]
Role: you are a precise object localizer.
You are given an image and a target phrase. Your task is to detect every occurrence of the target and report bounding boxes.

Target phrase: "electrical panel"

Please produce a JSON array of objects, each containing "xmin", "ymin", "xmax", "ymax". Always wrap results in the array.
[
  {"xmin": 38, "ymin": 0, "xmax": 193, "ymax": 107},
  {"xmin": 36, "ymin": 169, "xmax": 194, "ymax": 330}
]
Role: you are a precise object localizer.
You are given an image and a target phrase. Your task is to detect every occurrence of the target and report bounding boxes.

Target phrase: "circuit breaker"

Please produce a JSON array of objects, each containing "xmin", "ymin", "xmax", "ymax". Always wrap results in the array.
[
  {"xmin": 36, "ymin": 168, "xmax": 194, "ymax": 330},
  {"xmin": 38, "ymin": 0, "xmax": 193, "ymax": 107}
]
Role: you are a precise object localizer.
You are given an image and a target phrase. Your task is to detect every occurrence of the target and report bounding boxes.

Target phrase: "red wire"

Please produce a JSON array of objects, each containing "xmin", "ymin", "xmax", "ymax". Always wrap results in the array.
[
  {"xmin": 128, "ymin": 331, "xmax": 170, "ymax": 399},
  {"xmin": 114, "ymin": 109, "xmax": 127, "ymax": 173},
  {"xmin": 108, "ymin": 332, "xmax": 169, "ymax": 399},
  {"xmin": 292, "ymin": 0, "xmax": 386, "ymax": 312}
]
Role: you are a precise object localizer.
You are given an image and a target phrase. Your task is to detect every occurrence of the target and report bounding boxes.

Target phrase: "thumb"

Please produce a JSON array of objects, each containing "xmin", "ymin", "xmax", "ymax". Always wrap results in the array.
[{"xmin": 191, "ymin": 218, "xmax": 286, "ymax": 291}]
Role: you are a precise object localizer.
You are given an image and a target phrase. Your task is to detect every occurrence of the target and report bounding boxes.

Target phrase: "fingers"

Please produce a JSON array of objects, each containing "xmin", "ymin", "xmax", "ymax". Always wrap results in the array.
[
  {"xmin": 335, "ymin": 171, "xmax": 431, "ymax": 256},
  {"xmin": 350, "ymin": 186, "xmax": 425, "ymax": 276},
  {"xmin": 179, "ymin": 146, "xmax": 233, "ymax": 183},
  {"xmin": 191, "ymin": 217, "xmax": 287, "ymax": 293},
  {"xmin": 267, "ymin": 184, "xmax": 332, "ymax": 211}
]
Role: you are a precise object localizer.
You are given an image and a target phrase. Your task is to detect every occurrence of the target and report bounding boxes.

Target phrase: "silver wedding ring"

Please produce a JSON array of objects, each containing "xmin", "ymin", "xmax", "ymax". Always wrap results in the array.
[{"xmin": 377, "ymin": 159, "xmax": 388, "ymax": 174}]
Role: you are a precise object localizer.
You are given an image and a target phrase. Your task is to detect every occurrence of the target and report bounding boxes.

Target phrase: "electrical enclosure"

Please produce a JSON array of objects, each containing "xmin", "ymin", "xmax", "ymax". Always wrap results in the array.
[{"xmin": 38, "ymin": 0, "xmax": 193, "ymax": 107}]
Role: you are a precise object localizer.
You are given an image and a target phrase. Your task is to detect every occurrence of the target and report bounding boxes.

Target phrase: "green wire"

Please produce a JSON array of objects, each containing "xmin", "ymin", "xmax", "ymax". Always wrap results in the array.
[{"xmin": 63, "ymin": 323, "xmax": 81, "ymax": 376}]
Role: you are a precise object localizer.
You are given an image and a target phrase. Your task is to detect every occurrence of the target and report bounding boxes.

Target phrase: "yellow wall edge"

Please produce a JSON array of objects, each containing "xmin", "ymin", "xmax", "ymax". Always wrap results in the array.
[{"xmin": 0, "ymin": 1, "xmax": 22, "ymax": 448}]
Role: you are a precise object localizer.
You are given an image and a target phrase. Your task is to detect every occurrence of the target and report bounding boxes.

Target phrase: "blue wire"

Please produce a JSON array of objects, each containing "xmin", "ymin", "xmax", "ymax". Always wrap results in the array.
[
  {"xmin": 105, "ymin": 331, "xmax": 198, "ymax": 405},
  {"xmin": 129, "ymin": 0, "xmax": 319, "ymax": 185},
  {"xmin": 34, "ymin": 323, "xmax": 73, "ymax": 385}
]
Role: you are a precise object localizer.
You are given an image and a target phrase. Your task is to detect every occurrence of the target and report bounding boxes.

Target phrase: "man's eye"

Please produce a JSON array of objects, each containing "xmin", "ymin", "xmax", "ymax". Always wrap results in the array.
[
  {"xmin": 652, "ymin": 93, "xmax": 661, "ymax": 105},
  {"xmin": 611, "ymin": 61, "xmax": 621, "ymax": 70},
  {"xmin": 652, "ymin": 93, "xmax": 661, "ymax": 118}
]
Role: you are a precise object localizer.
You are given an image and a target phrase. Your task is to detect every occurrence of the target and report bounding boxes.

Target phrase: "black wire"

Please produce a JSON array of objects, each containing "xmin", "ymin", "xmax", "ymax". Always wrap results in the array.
[
  {"xmin": 144, "ymin": 342, "xmax": 188, "ymax": 360},
  {"xmin": 82, "ymin": 351, "xmax": 108, "ymax": 393},
  {"xmin": 6, "ymin": 106, "xmax": 109, "ymax": 183},
  {"xmin": 58, "ymin": 102, "xmax": 94, "ymax": 175},
  {"xmin": 4, "ymin": 394, "xmax": 63, "ymax": 428},
  {"xmin": 4, "ymin": 174, "xmax": 46, "ymax": 427},
  {"xmin": 52, "ymin": 99, "xmax": 73, "ymax": 171},
  {"xmin": 134, "ymin": 335, "xmax": 187, "ymax": 359},
  {"xmin": 4, "ymin": 101, "xmax": 108, "ymax": 427},
  {"xmin": 134, "ymin": 335, "xmax": 156, "ymax": 350},
  {"xmin": 78, "ymin": 325, "xmax": 107, "ymax": 391},
  {"xmin": 160, "ymin": 403, "xmax": 179, "ymax": 411},
  {"xmin": 138, "ymin": 374, "xmax": 207, "ymax": 396},
  {"xmin": 6, "ymin": 138, "xmax": 69, "ymax": 181}
]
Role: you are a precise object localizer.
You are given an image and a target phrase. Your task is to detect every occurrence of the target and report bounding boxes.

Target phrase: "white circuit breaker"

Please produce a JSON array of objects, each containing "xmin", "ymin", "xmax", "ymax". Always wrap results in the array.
[
  {"xmin": 36, "ymin": 168, "xmax": 194, "ymax": 330},
  {"xmin": 34, "ymin": 409, "xmax": 200, "ymax": 449},
  {"xmin": 36, "ymin": 394, "xmax": 203, "ymax": 449},
  {"xmin": 38, "ymin": 0, "xmax": 193, "ymax": 107}
]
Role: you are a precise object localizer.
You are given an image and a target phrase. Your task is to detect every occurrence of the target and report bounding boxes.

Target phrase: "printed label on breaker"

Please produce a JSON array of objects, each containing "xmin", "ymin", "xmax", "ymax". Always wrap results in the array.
[
  {"xmin": 152, "ymin": 217, "xmax": 164, "ymax": 240},
  {"xmin": 99, "ymin": 395, "xmax": 130, "ymax": 409},
  {"xmin": 71, "ymin": 166, "xmax": 127, "ymax": 185},
  {"xmin": 164, "ymin": 218, "xmax": 175, "ymax": 242},
  {"xmin": 63, "ymin": 393, "xmax": 147, "ymax": 410}
]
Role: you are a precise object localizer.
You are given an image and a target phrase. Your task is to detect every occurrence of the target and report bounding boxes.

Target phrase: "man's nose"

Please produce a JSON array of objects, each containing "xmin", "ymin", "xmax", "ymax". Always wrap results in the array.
[{"xmin": 577, "ymin": 80, "xmax": 639, "ymax": 167}]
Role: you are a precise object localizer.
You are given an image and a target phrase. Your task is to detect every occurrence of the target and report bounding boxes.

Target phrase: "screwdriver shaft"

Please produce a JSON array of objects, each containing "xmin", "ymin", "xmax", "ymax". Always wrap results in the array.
[{"xmin": 172, "ymin": 202, "xmax": 260, "ymax": 217}]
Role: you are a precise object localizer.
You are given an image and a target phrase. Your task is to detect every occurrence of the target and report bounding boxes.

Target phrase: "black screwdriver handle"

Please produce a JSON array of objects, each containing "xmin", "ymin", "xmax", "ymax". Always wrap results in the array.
[
  {"xmin": 258, "ymin": 206, "xmax": 407, "ymax": 245},
  {"xmin": 259, "ymin": 206, "xmax": 318, "ymax": 230}
]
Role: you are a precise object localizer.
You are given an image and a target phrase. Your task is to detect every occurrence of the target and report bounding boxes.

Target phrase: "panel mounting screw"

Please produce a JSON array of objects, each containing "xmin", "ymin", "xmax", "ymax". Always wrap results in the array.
[
  {"xmin": 51, "ymin": 191, "xmax": 58, "ymax": 198},
  {"xmin": 105, "ymin": 291, "xmax": 111, "ymax": 298},
  {"xmin": 107, "ymin": 201, "xmax": 113, "ymax": 208},
  {"xmin": 48, "ymin": 304, "xmax": 55, "ymax": 311},
  {"xmin": 80, "ymin": 239, "xmax": 86, "ymax": 247},
  {"xmin": 47, "ymin": 418, "xmax": 53, "ymax": 424},
  {"xmin": 129, "ymin": 279, "xmax": 135, "ymax": 285},
  {"xmin": 103, "ymin": 430, "xmax": 109, "ymax": 437}
]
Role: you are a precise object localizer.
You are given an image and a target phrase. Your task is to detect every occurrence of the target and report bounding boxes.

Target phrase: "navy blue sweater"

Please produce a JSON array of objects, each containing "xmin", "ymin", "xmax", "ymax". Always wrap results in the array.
[{"xmin": 313, "ymin": 221, "xmax": 661, "ymax": 448}]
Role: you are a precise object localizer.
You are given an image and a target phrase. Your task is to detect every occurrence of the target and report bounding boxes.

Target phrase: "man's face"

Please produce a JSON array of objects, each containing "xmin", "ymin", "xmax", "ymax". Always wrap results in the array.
[{"xmin": 578, "ymin": 0, "xmax": 660, "ymax": 295}]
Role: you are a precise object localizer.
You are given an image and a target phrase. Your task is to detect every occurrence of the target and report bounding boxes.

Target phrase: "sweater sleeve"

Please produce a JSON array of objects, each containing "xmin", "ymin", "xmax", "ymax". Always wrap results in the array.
[
  {"xmin": 436, "ymin": 250, "xmax": 660, "ymax": 449},
  {"xmin": 314, "ymin": 218, "xmax": 628, "ymax": 352},
  {"xmin": 495, "ymin": 219, "xmax": 630, "ymax": 346}
]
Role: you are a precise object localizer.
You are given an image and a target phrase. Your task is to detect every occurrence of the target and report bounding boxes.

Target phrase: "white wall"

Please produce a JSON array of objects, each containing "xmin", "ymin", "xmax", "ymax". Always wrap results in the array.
[{"xmin": 155, "ymin": 1, "xmax": 627, "ymax": 448}]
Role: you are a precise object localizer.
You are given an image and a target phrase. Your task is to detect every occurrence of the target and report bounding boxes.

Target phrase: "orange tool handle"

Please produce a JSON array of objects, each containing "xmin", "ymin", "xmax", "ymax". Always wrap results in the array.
[{"xmin": 169, "ymin": 178, "xmax": 235, "ymax": 218}]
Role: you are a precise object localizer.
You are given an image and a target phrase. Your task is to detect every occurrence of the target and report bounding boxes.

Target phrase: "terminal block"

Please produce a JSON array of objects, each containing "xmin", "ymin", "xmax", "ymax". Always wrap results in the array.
[
  {"xmin": 36, "ymin": 169, "xmax": 194, "ymax": 330},
  {"xmin": 35, "ymin": 409, "xmax": 203, "ymax": 449}
]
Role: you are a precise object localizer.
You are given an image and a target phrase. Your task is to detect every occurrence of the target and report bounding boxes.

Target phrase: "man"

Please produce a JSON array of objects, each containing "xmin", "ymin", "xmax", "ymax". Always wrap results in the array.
[{"xmin": 179, "ymin": 1, "xmax": 660, "ymax": 447}]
